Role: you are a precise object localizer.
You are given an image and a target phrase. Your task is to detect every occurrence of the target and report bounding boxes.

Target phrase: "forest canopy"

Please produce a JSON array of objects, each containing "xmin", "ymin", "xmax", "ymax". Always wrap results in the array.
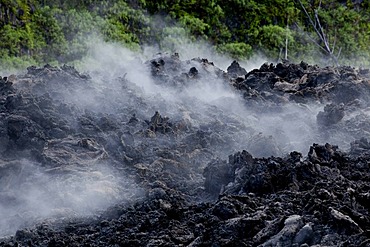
[{"xmin": 0, "ymin": 0, "xmax": 370, "ymax": 71}]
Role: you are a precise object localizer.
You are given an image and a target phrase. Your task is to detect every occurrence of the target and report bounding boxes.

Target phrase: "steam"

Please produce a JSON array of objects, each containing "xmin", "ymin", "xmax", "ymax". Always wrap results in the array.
[
  {"xmin": 0, "ymin": 159, "xmax": 142, "ymax": 236},
  {"xmin": 76, "ymin": 38, "xmax": 326, "ymax": 158}
]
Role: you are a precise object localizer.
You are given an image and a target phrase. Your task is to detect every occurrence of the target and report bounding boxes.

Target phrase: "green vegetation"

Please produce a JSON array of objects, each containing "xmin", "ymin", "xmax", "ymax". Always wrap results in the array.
[{"xmin": 1, "ymin": 0, "xmax": 370, "ymax": 71}]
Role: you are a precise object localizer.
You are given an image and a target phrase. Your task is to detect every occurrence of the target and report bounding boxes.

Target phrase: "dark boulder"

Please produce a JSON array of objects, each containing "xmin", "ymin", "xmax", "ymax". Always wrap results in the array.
[
  {"xmin": 227, "ymin": 60, "xmax": 247, "ymax": 78},
  {"xmin": 317, "ymin": 103, "xmax": 345, "ymax": 126}
]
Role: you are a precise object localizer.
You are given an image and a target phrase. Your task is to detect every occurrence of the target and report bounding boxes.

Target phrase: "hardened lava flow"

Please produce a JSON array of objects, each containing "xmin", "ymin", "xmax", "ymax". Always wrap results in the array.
[{"xmin": 0, "ymin": 54, "xmax": 369, "ymax": 246}]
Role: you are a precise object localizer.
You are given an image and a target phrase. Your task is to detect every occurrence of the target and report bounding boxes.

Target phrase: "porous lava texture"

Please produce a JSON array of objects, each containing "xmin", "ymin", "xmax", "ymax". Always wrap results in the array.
[{"xmin": 0, "ymin": 55, "xmax": 369, "ymax": 246}]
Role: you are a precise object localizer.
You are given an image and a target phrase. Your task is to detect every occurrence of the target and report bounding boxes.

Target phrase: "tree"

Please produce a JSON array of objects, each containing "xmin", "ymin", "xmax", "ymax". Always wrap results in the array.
[
  {"xmin": 217, "ymin": 42, "xmax": 253, "ymax": 60},
  {"xmin": 295, "ymin": 0, "xmax": 341, "ymax": 65}
]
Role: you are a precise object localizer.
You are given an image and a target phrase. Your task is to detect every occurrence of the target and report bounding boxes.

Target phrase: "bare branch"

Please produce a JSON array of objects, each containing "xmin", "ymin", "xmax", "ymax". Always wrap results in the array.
[
  {"xmin": 337, "ymin": 47, "xmax": 342, "ymax": 59},
  {"xmin": 296, "ymin": 0, "xmax": 323, "ymax": 40},
  {"xmin": 294, "ymin": 22, "xmax": 329, "ymax": 55},
  {"xmin": 332, "ymin": 30, "xmax": 337, "ymax": 54},
  {"xmin": 296, "ymin": 0, "xmax": 340, "ymax": 66},
  {"xmin": 285, "ymin": 16, "xmax": 289, "ymax": 60},
  {"xmin": 314, "ymin": 10, "xmax": 331, "ymax": 54}
]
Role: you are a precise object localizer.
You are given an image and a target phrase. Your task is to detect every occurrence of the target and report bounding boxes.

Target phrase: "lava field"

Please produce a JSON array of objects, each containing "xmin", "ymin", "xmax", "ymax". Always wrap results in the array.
[{"xmin": 0, "ymin": 53, "xmax": 369, "ymax": 246}]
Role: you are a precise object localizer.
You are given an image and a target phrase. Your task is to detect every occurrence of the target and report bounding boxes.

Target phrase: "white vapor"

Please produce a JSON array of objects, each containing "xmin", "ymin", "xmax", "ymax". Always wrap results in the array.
[{"xmin": 0, "ymin": 159, "xmax": 142, "ymax": 237}]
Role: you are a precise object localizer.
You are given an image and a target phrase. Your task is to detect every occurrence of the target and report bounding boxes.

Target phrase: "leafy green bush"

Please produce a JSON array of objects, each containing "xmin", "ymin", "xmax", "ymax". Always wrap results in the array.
[
  {"xmin": 217, "ymin": 42, "xmax": 253, "ymax": 60},
  {"xmin": 159, "ymin": 26, "xmax": 192, "ymax": 51},
  {"xmin": 179, "ymin": 14, "xmax": 209, "ymax": 39},
  {"xmin": 0, "ymin": 0, "xmax": 370, "ymax": 67},
  {"xmin": 31, "ymin": 6, "xmax": 68, "ymax": 62},
  {"xmin": 256, "ymin": 25, "xmax": 294, "ymax": 60},
  {"xmin": 0, "ymin": 52, "xmax": 37, "ymax": 73}
]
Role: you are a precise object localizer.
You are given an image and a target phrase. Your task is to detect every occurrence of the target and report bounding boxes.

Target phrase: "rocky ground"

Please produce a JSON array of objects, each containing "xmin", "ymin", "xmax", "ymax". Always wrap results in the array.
[{"xmin": 0, "ymin": 53, "xmax": 369, "ymax": 246}]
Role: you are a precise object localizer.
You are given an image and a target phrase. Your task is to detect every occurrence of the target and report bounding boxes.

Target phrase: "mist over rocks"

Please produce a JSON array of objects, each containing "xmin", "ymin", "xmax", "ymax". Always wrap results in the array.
[{"xmin": 0, "ymin": 53, "xmax": 369, "ymax": 246}]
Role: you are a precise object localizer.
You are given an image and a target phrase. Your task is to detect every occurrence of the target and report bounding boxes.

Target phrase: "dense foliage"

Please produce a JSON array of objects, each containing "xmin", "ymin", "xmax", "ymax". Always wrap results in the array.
[{"xmin": 0, "ymin": 0, "xmax": 370, "ymax": 71}]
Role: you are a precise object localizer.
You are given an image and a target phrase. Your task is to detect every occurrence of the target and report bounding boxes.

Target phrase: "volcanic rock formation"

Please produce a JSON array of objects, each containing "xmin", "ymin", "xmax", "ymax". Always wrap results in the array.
[{"xmin": 0, "ymin": 54, "xmax": 369, "ymax": 246}]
